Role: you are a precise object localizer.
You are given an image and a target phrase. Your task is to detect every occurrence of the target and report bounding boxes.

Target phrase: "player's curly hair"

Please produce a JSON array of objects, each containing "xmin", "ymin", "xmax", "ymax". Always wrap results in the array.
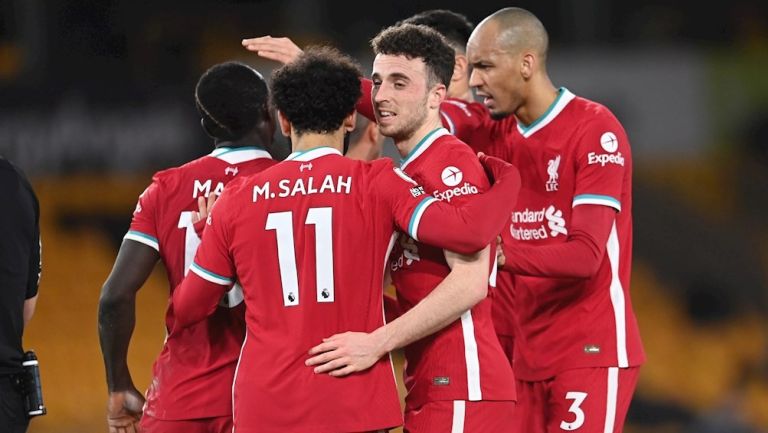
[
  {"xmin": 371, "ymin": 23, "xmax": 455, "ymax": 88},
  {"xmin": 398, "ymin": 9, "xmax": 474, "ymax": 53},
  {"xmin": 195, "ymin": 61, "xmax": 269, "ymax": 141},
  {"xmin": 270, "ymin": 46, "xmax": 362, "ymax": 135}
]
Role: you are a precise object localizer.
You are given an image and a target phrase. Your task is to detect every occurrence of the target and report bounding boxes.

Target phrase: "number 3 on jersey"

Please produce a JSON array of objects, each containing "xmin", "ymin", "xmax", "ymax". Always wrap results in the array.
[
  {"xmin": 560, "ymin": 391, "xmax": 587, "ymax": 430},
  {"xmin": 266, "ymin": 207, "xmax": 335, "ymax": 307}
]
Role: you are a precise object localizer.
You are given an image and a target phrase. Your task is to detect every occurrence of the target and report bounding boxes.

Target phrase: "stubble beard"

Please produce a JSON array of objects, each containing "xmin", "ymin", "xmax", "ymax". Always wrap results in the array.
[{"xmin": 382, "ymin": 97, "xmax": 429, "ymax": 144}]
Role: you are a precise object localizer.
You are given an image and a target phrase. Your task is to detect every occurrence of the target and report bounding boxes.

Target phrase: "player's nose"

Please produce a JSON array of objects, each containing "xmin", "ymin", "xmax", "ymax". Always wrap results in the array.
[{"xmin": 468, "ymin": 69, "xmax": 482, "ymax": 88}]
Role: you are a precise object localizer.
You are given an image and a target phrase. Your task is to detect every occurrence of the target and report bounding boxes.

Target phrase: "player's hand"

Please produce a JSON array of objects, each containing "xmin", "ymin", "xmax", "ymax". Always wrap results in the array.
[
  {"xmin": 191, "ymin": 194, "xmax": 217, "ymax": 225},
  {"xmin": 305, "ymin": 332, "xmax": 386, "ymax": 377},
  {"xmin": 496, "ymin": 235, "xmax": 506, "ymax": 268},
  {"xmin": 107, "ymin": 389, "xmax": 145, "ymax": 433},
  {"xmin": 477, "ymin": 152, "xmax": 511, "ymax": 183},
  {"xmin": 242, "ymin": 36, "xmax": 303, "ymax": 64}
]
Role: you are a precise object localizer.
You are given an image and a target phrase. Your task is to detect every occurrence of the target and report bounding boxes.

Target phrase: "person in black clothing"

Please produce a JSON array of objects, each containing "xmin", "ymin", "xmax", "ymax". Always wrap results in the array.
[{"xmin": 0, "ymin": 157, "xmax": 41, "ymax": 433}]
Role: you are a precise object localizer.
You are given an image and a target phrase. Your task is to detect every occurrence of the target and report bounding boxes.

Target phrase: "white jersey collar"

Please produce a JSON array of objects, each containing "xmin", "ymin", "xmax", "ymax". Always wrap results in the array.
[
  {"xmin": 210, "ymin": 146, "xmax": 273, "ymax": 164},
  {"xmin": 285, "ymin": 146, "xmax": 342, "ymax": 162},
  {"xmin": 400, "ymin": 127, "xmax": 449, "ymax": 170},
  {"xmin": 517, "ymin": 88, "xmax": 575, "ymax": 138}
]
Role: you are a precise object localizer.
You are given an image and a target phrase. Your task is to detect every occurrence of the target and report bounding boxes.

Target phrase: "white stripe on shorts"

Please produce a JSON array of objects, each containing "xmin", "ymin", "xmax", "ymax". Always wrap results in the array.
[
  {"xmin": 451, "ymin": 400, "xmax": 466, "ymax": 433},
  {"xmin": 603, "ymin": 367, "xmax": 619, "ymax": 433}
]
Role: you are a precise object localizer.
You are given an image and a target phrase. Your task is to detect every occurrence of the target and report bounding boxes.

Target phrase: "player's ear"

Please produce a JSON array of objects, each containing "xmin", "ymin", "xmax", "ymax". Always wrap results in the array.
[
  {"xmin": 366, "ymin": 120, "xmax": 382, "ymax": 144},
  {"xmin": 453, "ymin": 54, "xmax": 468, "ymax": 83},
  {"xmin": 277, "ymin": 110, "xmax": 291, "ymax": 137},
  {"xmin": 343, "ymin": 111, "xmax": 356, "ymax": 133},
  {"xmin": 428, "ymin": 83, "xmax": 447, "ymax": 109},
  {"xmin": 521, "ymin": 52, "xmax": 535, "ymax": 80}
]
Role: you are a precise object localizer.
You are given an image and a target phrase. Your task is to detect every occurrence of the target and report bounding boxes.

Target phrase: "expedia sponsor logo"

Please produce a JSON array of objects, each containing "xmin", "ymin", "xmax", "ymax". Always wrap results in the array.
[
  {"xmin": 588, "ymin": 151, "xmax": 625, "ymax": 167},
  {"xmin": 432, "ymin": 182, "xmax": 479, "ymax": 202},
  {"xmin": 510, "ymin": 205, "xmax": 568, "ymax": 240}
]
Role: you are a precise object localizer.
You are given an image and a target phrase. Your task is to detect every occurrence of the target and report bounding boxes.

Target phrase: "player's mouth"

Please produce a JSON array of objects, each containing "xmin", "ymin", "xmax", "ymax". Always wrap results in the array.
[
  {"xmin": 477, "ymin": 92, "xmax": 495, "ymax": 108},
  {"xmin": 376, "ymin": 109, "xmax": 397, "ymax": 124}
]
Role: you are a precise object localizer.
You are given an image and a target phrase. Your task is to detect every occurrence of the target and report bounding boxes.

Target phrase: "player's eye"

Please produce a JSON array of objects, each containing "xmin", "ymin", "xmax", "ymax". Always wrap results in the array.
[
  {"xmin": 394, "ymin": 81, "xmax": 406, "ymax": 89},
  {"xmin": 372, "ymin": 79, "xmax": 382, "ymax": 87}
]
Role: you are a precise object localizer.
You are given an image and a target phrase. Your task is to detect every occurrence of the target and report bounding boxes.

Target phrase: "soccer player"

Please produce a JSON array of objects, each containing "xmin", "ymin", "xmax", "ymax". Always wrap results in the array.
[
  {"xmin": 98, "ymin": 62, "xmax": 280, "ymax": 433},
  {"xmin": 467, "ymin": 7, "xmax": 646, "ymax": 433},
  {"xmin": 171, "ymin": 47, "xmax": 521, "ymax": 433},
  {"xmin": 241, "ymin": 18, "xmax": 520, "ymax": 356},
  {"xmin": 306, "ymin": 25, "xmax": 518, "ymax": 433},
  {"xmin": 345, "ymin": 113, "xmax": 385, "ymax": 161}
]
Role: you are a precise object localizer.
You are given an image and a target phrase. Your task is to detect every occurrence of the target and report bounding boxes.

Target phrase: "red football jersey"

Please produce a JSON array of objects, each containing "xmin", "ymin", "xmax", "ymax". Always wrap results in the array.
[
  {"xmin": 438, "ymin": 98, "xmax": 519, "ymax": 338},
  {"xmin": 389, "ymin": 127, "xmax": 517, "ymax": 408},
  {"xmin": 125, "ymin": 146, "xmax": 276, "ymax": 419},
  {"xmin": 190, "ymin": 147, "xmax": 458, "ymax": 433},
  {"xmin": 489, "ymin": 89, "xmax": 645, "ymax": 380}
]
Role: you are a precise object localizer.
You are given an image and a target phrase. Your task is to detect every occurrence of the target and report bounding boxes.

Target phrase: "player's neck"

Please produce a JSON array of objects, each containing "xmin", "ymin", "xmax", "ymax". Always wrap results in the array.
[
  {"xmin": 291, "ymin": 130, "xmax": 344, "ymax": 154},
  {"xmin": 516, "ymin": 79, "xmax": 558, "ymax": 126},
  {"xmin": 393, "ymin": 117, "xmax": 443, "ymax": 159}
]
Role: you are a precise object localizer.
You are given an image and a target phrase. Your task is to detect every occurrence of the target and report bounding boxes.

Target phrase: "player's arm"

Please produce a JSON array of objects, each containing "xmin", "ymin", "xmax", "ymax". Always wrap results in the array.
[
  {"xmin": 172, "ymin": 192, "xmax": 235, "ymax": 329},
  {"xmin": 499, "ymin": 204, "xmax": 613, "ymax": 278},
  {"xmin": 98, "ymin": 180, "xmax": 166, "ymax": 432},
  {"xmin": 307, "ymin": 246, "xmax": 490, "ymax": 376},
  {"xmin": 242, "ymin": 35, "xmax": 303, "ymax": 64},
  {"xmin": 98, "ymin": 240, "xmax": 158, "ymax": 432},
  {"xmin": 400, "ymin": 154, "xmax": 521, "ymax": 254},
  {"xmin": 501, "ymin": 117, "xmax": 628, "ymax": 278}
]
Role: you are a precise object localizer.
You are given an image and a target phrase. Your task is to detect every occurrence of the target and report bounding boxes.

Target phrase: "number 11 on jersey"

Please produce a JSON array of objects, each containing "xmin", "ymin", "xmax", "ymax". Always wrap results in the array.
[{"xmin": 266, "ymin": 207, "xmax": 335, "ymax": 307}]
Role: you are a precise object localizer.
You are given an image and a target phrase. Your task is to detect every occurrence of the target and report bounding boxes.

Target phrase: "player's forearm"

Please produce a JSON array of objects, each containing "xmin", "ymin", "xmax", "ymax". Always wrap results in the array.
[
  {"xmin": 502, "ymin": 205, "xmax": 614, "ymax": 278},
  {"xmin": 373, "ymin": 248, "xmax": 489, "ymax": 353},
  {"xmin": 419, "ymin": 163, "xmax": 520, "ymax": 254},
  {"xmin": 172, "ymin": 272, "xmax": 227, "ymax": 329},
  {"xmin": 98, "ymin": 290, "xmax": 138, "ymax": 392}
]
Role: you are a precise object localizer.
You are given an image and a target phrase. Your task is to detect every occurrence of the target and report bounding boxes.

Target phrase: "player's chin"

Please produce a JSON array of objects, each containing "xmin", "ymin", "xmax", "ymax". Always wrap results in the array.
[
  {"xmin": 489, "ymin": 109, "xmax": 513, "ymax": 121},
  {"xmin": 377, "ymin": 122, "xmax": 399, "ymax": 137}
]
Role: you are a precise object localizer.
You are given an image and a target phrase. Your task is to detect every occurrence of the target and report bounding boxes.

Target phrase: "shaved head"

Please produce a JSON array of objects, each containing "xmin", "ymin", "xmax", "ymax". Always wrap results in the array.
[
  {"xmin": 467, "ymin": 7, "xmax": 553, "ymax": 120},
  {"xmin": 476, "ymin": 7, "xmax": 549, "ymax": 63}
]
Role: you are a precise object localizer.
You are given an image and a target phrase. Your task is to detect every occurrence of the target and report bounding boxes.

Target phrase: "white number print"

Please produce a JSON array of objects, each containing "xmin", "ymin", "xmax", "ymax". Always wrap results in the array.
[
  {"xmin": 560, "ymin": 391, "xmax": 588, "ymax": 431},
  {"xmin": 266, "ymin": 208, "xmax": 335, "ymax": 306}
]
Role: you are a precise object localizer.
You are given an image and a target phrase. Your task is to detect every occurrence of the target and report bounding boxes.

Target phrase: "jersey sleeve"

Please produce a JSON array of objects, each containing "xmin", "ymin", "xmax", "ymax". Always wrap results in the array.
[
  {"xmin": 123, "ymin": 177, "xmax": 162, "ymax": 251},
  {"xmin": 173, "ymin": 190, "xmax": 236, "ymax": 329},
  {"xmin": 372, "ymin": 158, "xmax": 521, "ymax": 255},
  {"xmin": 189, "ymin": 189, "xmax": 236, "ymax": 287},
  {"xmin": 439, "ymin": 99, "xmax": 487, "ymax": 143},
  {"xmin": 572, "ymin": 114, "xmax": 629, "ymax": 212}
]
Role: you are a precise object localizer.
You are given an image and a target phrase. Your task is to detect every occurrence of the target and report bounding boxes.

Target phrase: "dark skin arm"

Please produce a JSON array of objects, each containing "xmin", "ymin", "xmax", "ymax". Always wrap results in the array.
[
  {"xmin": 98, "ymin": 240, "xmax": 158, "ymax": 432},
  {"xmin": 98, "ymin": 195, "xmax": 214, "ymax": 433}
]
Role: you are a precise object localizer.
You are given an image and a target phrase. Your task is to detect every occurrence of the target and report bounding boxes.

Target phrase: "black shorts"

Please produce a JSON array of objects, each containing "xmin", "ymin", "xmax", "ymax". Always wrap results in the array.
[{"xmin": 0, "ymin": 374, "xmax": 29, "ymax": 433}]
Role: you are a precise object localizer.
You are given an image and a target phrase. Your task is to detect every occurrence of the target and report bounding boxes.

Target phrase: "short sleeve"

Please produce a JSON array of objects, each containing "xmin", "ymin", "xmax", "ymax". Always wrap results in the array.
[
  {"xmin": 189, "ymin": 189, "xmax": 236, "ymax": 286},
  {"xmin": 370, "ymin": 162, "xmax": 439, "ymax": 241},
  {"xmin": 414, "ymin": 142, "xmax": 489, "ymax": 206},
  {"xmin": 572, "ymin": 114, "xmax": 629, "ymax": 212},
  {"xmin": 123, "ymin": 179, "xmax": 161, "ymax": 251}
]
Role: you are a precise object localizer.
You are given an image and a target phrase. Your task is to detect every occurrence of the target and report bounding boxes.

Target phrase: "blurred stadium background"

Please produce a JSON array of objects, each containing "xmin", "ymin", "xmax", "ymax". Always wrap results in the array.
[{"xmin": 1, "ymin": 0, "xmax": 766, "ymax": 432}]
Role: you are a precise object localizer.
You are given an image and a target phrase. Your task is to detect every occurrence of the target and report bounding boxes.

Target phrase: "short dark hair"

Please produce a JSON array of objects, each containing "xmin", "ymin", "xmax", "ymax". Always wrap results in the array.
[
  {"xmin": 399, "ymin": 9, "xmax": 473, "ymax": 53},
  {"xmin": 195, "ymin": 61, "xmax": 268, "ymax": 141},
  {"xmin": 371, "ymin": 24, "xmax": 455, "ymax": 88},
  {"xmin": 270, "ymin": 46, "xmax": 362, "ymax": 135}
]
